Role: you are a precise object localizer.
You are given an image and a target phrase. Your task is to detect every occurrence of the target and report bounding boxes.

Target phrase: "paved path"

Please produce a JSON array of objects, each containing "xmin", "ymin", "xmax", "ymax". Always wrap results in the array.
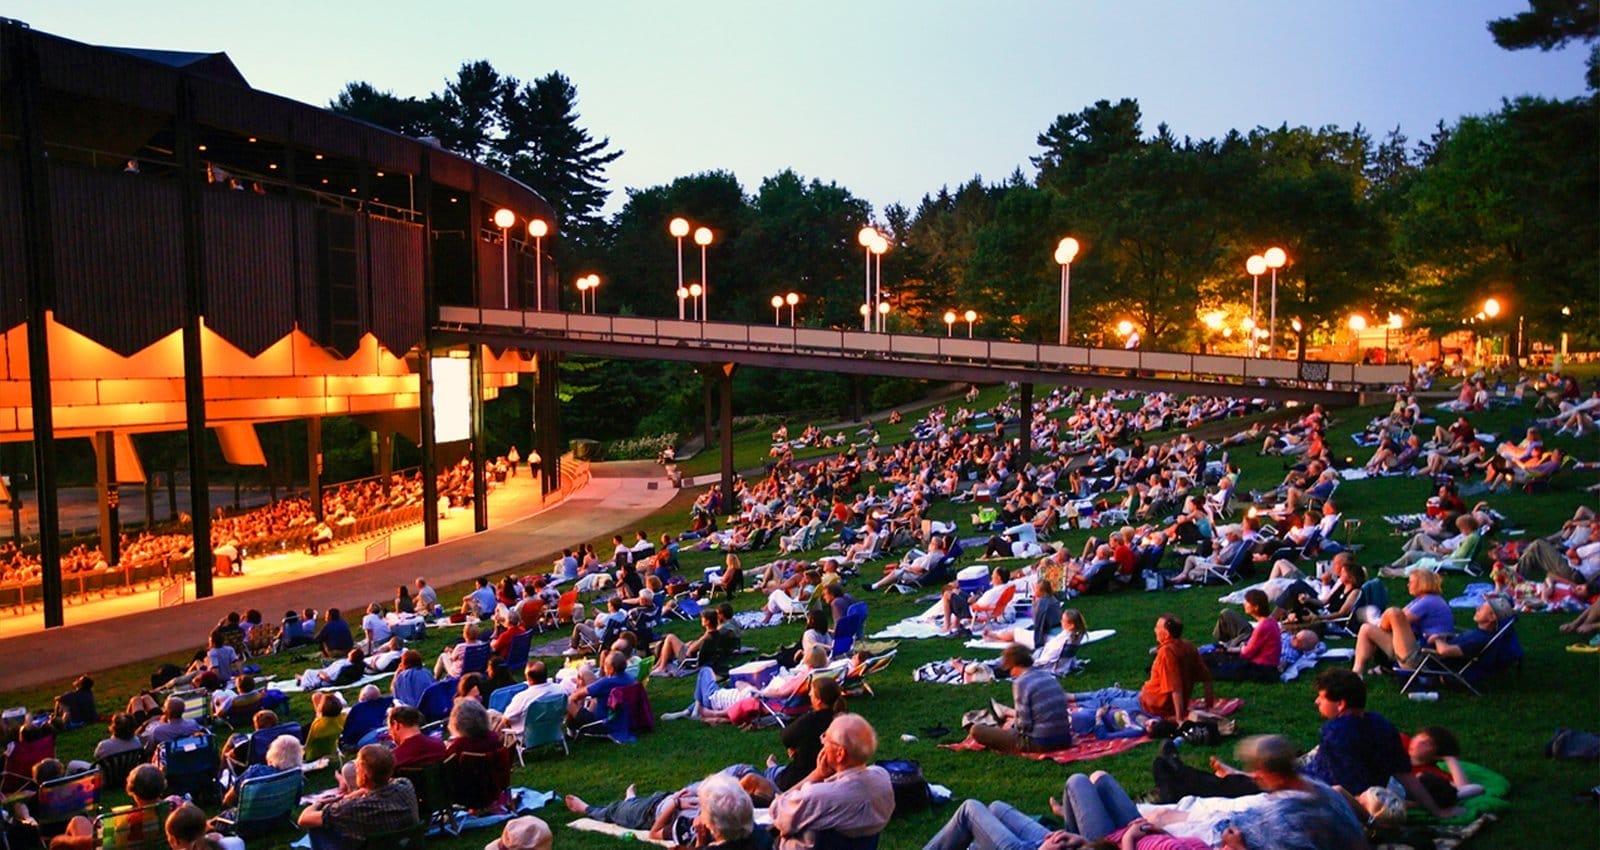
[{"xmin": 0, "ymin": 462, "xmax": 677, "ymax": 691}]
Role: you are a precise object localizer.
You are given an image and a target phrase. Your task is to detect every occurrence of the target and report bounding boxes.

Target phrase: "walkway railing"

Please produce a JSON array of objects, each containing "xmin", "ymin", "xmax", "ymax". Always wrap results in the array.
[{"xmin": 439, "ymin": 307, "xmax": 1413, "ymax": 393}]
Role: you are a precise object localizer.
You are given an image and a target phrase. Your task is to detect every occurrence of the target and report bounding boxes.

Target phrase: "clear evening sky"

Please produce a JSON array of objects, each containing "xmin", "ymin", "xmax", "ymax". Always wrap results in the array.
[{"xmin": 7, "ymin": 1, "xmax": 1589, "ymax": 215}]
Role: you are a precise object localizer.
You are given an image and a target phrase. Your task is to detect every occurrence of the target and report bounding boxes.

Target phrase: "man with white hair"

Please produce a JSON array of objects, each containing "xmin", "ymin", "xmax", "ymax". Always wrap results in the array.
[
  {"xmin": 770, "ymin": 714, "xmax": 895, "ymax": 850},
  {"xmin": 1171, "ymin": 525, "xmax": 1245, "ymax": 584},
  {"xmin": 691, "ymin": 772, "xmax": 759, "ymax": 849}
]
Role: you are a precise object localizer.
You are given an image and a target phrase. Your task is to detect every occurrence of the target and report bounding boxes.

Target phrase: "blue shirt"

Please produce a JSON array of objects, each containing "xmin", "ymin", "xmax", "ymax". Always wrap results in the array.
[
  {"xmin": 470, "ymin": 586, "xmax": 499, "ymax": 616},
  {"xmin": 1230, "ymin": 779, "xmax": 1369, "ymax": 850},
  {"xmin": 317, "ymin": 618, "xmax": 354, "ymax": 653},
  {"xmin": 1406, "ymin": 594, "xmax": 1454, "ymax": 639},
  {"xmin": 1304, "ymin": 710, "xmax": 1410, "ymax": 792},
  {"xmin": 560, "ymin": 556, "xmax": 580, "ymax": 580},
  {"xmin": 393, "ymin": 667, "xmax": 435, "ymax": 707}
]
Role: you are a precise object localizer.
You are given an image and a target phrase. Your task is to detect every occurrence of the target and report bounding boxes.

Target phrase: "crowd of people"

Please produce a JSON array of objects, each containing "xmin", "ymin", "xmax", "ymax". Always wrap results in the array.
[{"xmin": 2, "ymin": 368, "xmax": 1594, "ymax": 850}]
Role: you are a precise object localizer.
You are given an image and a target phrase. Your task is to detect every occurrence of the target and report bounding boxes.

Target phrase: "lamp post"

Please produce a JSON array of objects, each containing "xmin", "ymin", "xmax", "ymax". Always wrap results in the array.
[
  {"xmin": 575, "ymin": 274, "xmax": 592, "ymax": 313},
  {"xmin": 493, "ymin": 208, "xmax": 515, "ymax": 308},
  {"xmin": 527, "ymin": 218, "xmax": 548, "ymax": 311},
  {"xmin": 1263, "ymin": 247, "xmax": 1286, "ymax": 357},
  {"xmin": 1347, "ymin": 313, "xmax": 1368, "ymax": 361},
  {"xmin": 944, "ymin": 310, "xmax": 957, "ymax": 337},
  {"xmin": 1054, "ymin": 237, "xmax": 1080, "ymax": 345},
  {"xmin": 877, "ymin": 300, "xmax": 890, "ymax": 333},
  {"xmin": 694, "ymin": 226, "xmax": 713, "ymax": 321},
  {"xmin": 871, "ymin": 234, "xmax": 888, "ymax": 331},
  {"xmin": 676, "ymin": 286, "xmax": 690, "ymax": 321},
  {"xmin": 1245, "ymin": 255, "xmax": 1266, "ymax": 356},
  {"xmin": 1290, "ymin": 318, "xmax": 1304, "ymax": 361},
  {"xmin": 688, "ymin": 283, "xmax": 703, "ymax": 321},
  {"xmin": 785, "ymin": 292, "xmax": 799, "ymax": 326},
  {"xmin": 1483, "ymin": 297, "xmax": 1502, "ymax": 365},
  {"xmin": 857, "ymin": 227, "xmax": 878, "ymax": 331},
  {"xmin": 964, "ymin": 309, "xmax": 977, "ymax": 339},
  {"xmin": 1386, "ymin": 313, "xmax": 1403, "ymax": 363},
  {"xmin": 669, "ymin": 217, "xmax": 690, "ymax": 319},
  {"xmin": 770, "ymin": 295, "xmax": 784, "ymax": 326}
]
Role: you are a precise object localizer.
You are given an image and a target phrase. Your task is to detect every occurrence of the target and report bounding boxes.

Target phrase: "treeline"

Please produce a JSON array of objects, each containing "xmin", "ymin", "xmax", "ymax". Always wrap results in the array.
[{"xmin": 331, "ymin": 25, "xmax": 1596, "ymax": 443}]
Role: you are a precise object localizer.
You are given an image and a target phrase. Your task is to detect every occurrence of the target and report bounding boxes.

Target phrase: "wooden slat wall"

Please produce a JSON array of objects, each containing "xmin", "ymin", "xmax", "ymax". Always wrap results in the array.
[
  {"xmin": 202, "ymin": 189, "xmax": 296, "ymax": 356},
  {"xmin": 0, "ymin": 161, "xmax": 27, "ymax": 332},
  {"xmin": 368, "ymin": 218, "xmax": 425, "ymax": 355},
  {"xmin": 49, "ymin": 164, "xmax": 184, "ymax": 356}
]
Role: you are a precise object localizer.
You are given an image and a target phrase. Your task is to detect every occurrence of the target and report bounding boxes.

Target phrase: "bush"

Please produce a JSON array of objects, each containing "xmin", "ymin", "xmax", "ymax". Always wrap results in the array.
[
  {"xmin": 870, "ymin": 378, "xmax": 928, "ymax": 411},
  {"xmin": 603, "ymin": 433, "xmax": 679, "ymax": 461}
]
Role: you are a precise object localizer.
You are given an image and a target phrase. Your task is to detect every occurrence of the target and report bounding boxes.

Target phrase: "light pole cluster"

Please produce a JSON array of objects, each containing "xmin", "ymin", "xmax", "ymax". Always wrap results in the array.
[
  {"xmin": 942, "ymin": 309, "xmax": 977, "ymax": 338},
  {"xmin": 1242, "ymin": 248, "xmax": 1286, "ymax": 356},
  {"xmin": 493, "ymin": 208, "xmax": 551, "ymax": 310},
  {"xmin": 677, "ymin": 282, "xmax": 704, "ymax": 321},
  {"xmin": 575, "ymin": 273, "xmax": 600, "ymax": 314},
  {"xmin": 668, "ymin": 217, "xmax": 714, "ymax": 322},
  {"xmin": 857, "ymin": 226, "xmax": 890, "ymax": 332},
  {"xmin": 770, "ymin": 292, "xmax": 799, "ymax": 326}
]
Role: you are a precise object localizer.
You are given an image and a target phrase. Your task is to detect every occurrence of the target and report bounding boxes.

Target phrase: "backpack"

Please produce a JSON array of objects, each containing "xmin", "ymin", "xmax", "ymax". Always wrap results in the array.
[{"xmin": 876, "ymin": 759, "xmax": 930, "ymax": 817}]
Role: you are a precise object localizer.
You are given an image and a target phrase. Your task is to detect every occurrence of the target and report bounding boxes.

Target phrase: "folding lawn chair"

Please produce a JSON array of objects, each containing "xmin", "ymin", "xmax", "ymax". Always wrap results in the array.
[
  {"xmin": 32, "ymin": 768, "xmax": 101, "ymax": 836},
  {"xmin": 157, "ymin": 733, "xmax": 219, "ymax": 805},
  {"xmin": 1399, "ymin": 616, "xmax": 1523, "ymax": 697},
  {"xmin": 513, "ymin": 693, "xmax": 570, "ymax": 764},
  {"xmin": 338, "ymin": 696, "xmax": 394, "ymax": 755},
  {"xmin": 95, "ymin": 801, "xmax": 170, "ymax": 850},
  {"xmin": 211, "ymin": 767, "xmax": 302, "ymax": 839}
]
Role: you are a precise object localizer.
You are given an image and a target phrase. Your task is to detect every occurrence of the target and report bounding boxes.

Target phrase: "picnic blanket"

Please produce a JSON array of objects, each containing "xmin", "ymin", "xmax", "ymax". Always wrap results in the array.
[
  {"xmin": 870, "ymin": 589, "xmax": 1026, "ymax": 640},
  {"xmin": 939, "ymin": 732, "xmax": 1152, "ymax": 764},
  {"xmin": 1448, "ymin": 582, "xmax": 1498, "ymax": 609},
  {"xmin": 963, "ymin": 628, "xmax": 1117, "ymax": 652},
  {"xmin": 272, "ymin": 670, "xmax": 393, "ymax": 695},
  {"xmin": 1280, "ymin": 645, "xmax": 1351, "ymax": 682},
  {"xmin": 568, "ymin": 818, "xmax": 676, "ymax": 847},
  {"xmin": 730, "ymin": 611, "xmax": 785, "ymax": 631},
  {"xmin": 940, "ymin": 698, "xmax": 1246, "ymax": 762}
]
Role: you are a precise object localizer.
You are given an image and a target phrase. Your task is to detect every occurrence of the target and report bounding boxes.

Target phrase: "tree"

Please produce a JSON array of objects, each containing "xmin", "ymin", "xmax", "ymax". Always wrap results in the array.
[
  {"xmin": 1488, "ymin": 0, "xmax": 1600, "ymax": 88},
  {"xmin": 496, "ymin": 72, "xmax": 624, "ymax": 235},
  {"xmin": 1032, "ymin": 98, "xmax": 1145, "ymax": 193},
  {"xmin": 329, "ymin": 83, "xmax": 435, "ymax": 138}
]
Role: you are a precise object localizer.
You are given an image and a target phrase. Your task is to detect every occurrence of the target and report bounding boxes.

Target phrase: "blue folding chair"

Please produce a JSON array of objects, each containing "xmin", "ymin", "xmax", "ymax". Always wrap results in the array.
[
  {"xmin": 418, "ymin": 678, "xmax": 458, "ymax": 723},
  {"xmin": 158, "ymin": 733, "xmax": 219, "ymax": 804},
  {"xmin": 503, "ymin": 631, "xmax": 533, "ymax": 673},
  {"xmin": 339, "ymin": 697, "xmax": 393, "ymax": 755},
  {"xmin": 487, "ymin": 683, "xmax": 528, "ymax": 714},
  {"xmin": 458, "ymin": 643, "xmax": 492, "ymax": 676}
]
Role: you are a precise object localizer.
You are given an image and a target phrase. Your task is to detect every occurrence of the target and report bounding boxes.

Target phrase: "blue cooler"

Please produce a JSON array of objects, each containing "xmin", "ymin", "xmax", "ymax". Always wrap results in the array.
[{"xmin": 956, "ymin": 564, "xmax": 990, "ymax": 595}]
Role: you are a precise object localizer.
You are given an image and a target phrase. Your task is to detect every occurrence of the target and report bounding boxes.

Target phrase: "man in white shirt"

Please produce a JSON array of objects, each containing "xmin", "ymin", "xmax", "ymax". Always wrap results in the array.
[{"xmin": 501, "ymin": 661, "xmax": 571, "ymax": 738}]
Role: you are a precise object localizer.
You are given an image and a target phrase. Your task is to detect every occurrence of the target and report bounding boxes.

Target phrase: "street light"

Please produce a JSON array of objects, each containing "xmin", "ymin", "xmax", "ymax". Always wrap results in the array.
[
  {"xmin": 1386, "ymin": 313, "xmax": 1403, "ymax": 362},
  {"xmin": 1245, "ymin": 255, "xmax": 1267, "ymax": 355},
  {"xmin": 1483, "ymin": 297, "xmax": 1501, "ymax": 318},
  {"xmin": 1347, "ymin": 313, "xmax": 1368, "ymax": 332},
  {"xmin": 1054, "ymin": 237, "xmax": 1080, "ymax": 345},
  {"xmin": 964, "ymin": 309, "xmax": 977, "ymax": 339},
  {"xmin": 944, "ymin": 310, "xmax": 957, "ymax": 336},
  {"xmin": 688, "ymin": 282, "xmax": 703, "ymax": 321},
  {"xmin": 785, "ymin": 292, "xmax": 799, "ymax": 326},
  {"xmin": 1263, "ymin": 247, "xmax": 1287, "ymax": 357},
  {"xmin": 693, "ymin": 226, "xmax": 713, "ymax": 321},
  {"xmin": 771, "ymin": 295, "xmax": 783, "ymax": 325},
  {"xmin": 493, "ymin": 208, "xmax": 516, "ymax": 308},
  {"xmin": 669, "ymin": 217, "xmax": 690, "ymax": 319},
  {"xmin": 676, "ymin": 286, "xmax": 690, "ymax": 319},
  {"xmin": 877, "ymin": 301, "xmax": 891, "ymax": 332},
  {"xmin": 870, "ymin": 235, "xmax": 888, "ymax": 332},
  {"xmin": 1117, "ymin": 319, "xmax": 1135, "ymax": 337},
  {"xmin": 857, "ymin": 227, "xmax": 878, "ymax": 331},
  {"xmin": 527, "ymin": 218, "xmax": 548, "ymax": 311}
]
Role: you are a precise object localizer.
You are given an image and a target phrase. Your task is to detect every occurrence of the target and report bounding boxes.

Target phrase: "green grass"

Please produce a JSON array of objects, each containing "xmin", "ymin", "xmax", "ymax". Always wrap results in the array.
[{"xmin": 6, "ymin": 395, "xmax": 1598, "ymax": 850}]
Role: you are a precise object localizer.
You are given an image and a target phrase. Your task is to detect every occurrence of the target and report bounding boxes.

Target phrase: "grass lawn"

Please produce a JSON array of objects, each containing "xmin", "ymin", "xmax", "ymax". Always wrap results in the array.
[{"xmin": 4, "ymin": 393, "xmax": 1597, "ymax": 850}]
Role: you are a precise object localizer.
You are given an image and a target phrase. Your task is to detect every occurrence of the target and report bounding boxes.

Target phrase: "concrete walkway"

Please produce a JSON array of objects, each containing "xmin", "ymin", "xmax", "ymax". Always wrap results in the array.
[{"xmin": 0, "ymin": 462, "xmax": 677, "ymax": 691}]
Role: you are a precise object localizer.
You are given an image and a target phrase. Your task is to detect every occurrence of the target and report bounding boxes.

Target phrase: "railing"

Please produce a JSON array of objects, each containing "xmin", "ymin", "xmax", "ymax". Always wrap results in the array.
[
  {"xmin": 438, "ymin": 307, "xmax": 1414, "ymax": 392},
  {"xmin": 546, "ymin": 454, "xmax": 590, "ymax": 504}
]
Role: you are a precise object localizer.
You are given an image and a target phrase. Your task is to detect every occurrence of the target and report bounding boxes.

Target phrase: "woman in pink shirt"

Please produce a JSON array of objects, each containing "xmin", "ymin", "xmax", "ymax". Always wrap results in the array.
[{"xmin": 1206, "ymin": 590, "xmax": 1282, "ymax": 682}]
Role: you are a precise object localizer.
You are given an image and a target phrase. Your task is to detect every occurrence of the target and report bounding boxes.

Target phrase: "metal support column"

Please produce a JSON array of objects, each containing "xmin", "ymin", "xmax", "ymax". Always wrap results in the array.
[
  {"xmin": 94, "ymin": 431, "xmax": 121, "ymax": 566},
  {"xmin": 534, "ymin": 351, "xmax": 562, "ymax": 495},
  {"xmin": 5, "ymin": 23, "xmax": 64, "ymax": 625},
  {"xmin": 174, "ymin": 76, "xmax": 212, "ymax": 599},
  {"xmin": 307, "ymin": 417, "xmax": 323, "ymax": 523},
  {"xmin": 702, "ymin": 371, "xmax": 715, "ymax": 452},
  {"xmin": 417, "ymin": 158, "xmax": 440, "ymax": 546},
  {"xmin": 470, "ymin": 345, "xmax": 488, "ymax": 532}
]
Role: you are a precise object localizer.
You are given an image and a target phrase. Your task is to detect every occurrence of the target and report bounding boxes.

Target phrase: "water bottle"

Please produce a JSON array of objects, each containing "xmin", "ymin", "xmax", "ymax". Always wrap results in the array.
[{"xmin": 1408, "ymin": 691, "xmax": 1439, "ymax": 702}]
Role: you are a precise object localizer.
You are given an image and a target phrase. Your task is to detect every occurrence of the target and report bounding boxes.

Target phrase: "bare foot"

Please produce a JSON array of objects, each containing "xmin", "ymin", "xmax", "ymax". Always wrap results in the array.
[
  {"xmin": 563, "ymin": 794, "xmax": 588, "ymax": 814},
  {"xmin": 624, "ymin": 784, "xmax": 636, "ymax": 799},
  {"xmin": 1049, "ymin": 796, "xmax": 1064, "ymax": 817}
]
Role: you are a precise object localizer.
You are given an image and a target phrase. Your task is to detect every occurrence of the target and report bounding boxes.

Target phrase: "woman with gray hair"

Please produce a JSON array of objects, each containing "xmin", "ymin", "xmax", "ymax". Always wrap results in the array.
[
  {"xmin": 220, "ymin": 733, "xmax": 303, "ymax": 810},
  {"xmin": 444, "ymin": 697, "xmax": 511, "ymax": 809}
]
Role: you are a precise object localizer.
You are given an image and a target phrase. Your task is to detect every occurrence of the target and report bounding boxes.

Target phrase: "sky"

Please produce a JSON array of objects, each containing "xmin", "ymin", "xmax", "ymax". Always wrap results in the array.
[{"xmin": 7, "ymin": 1, "xmax": 1590, "ymax": 216}]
